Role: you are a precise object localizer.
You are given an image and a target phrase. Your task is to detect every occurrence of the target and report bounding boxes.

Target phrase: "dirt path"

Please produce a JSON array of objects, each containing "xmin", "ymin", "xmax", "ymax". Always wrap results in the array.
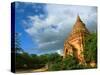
[
  {"xmin": 16, "ymin": 64, "xmax": 48, "ymax": 73},
  {"xmin": 33, "ymin": 64, "xmax": 48, "ymax": 72},
  {"xmin": 32, "ymin": 66, "xmax": 48, "ymax": 72}
]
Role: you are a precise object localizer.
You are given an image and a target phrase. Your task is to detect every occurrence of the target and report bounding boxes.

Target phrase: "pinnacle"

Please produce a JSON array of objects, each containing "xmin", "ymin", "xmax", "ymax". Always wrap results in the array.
[
  {"xmin": 76, "ymin": 15, "xmax": 82, "ymax": 22},
  {"xmin": 67, "ymin": 15, "xmax": 89, "ymax": 40}
]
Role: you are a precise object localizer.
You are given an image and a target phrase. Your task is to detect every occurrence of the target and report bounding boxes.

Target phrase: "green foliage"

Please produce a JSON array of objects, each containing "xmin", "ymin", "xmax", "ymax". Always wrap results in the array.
[
  {"xmin": 47, "ymin": 53, "xmax": 62, "ymax": 71},
  {"xmin": 16, "ymin": 53, "xmax": 46, "ymax": 69},
  {"xmin": 48, "ymin": 61, "xmax": 63, "ymax": 71},
  {"xmin": 16, "ymin": 52, "xmax": 31, "ymax": 69},
  {"xmin": 16, "ymin": 33, "xmax": 97, "ymax": 71},
  {"xmin": 84, "ymin": 33, "xmax": 97, "ymax": 63},
  {"xmin": 47, "ymin": 53, "xmax": 62, "ymax": 63},
  {"xmin": 62, "ymin": 55, "xmax": 78, "ymax": 70},
  {"xmin": 16, "ymin": 52, "xmax": 89, "ymax": 70},
  {"xmin": 48, "ymin": 55, "xmax": 87, "ymax": 71},
  {"xmin": 48, "ymin": 55, "xmax": 77, "ymax": 71}
]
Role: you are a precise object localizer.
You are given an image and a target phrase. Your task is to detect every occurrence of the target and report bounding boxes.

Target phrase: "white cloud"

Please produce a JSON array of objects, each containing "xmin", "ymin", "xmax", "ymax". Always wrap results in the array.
[
  {"xmin": 55, "ymin": 49, "xmax": 63, "ymax": 56},
  {"xmin": 23, "ymin": 4, "xmax": 97, "ymax": 53}
]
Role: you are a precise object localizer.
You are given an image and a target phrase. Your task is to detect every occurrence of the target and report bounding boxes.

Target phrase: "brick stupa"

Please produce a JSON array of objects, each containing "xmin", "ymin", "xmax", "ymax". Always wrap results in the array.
[{"xmin": 63, "ymin": 15, "xmax": 89, "ymax": 64}]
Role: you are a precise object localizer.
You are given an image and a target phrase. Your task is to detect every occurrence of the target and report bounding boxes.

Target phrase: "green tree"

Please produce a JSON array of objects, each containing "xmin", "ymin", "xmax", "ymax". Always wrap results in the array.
[
  {"xmin": 48, "ymin": 61, "xmax": 63, "ymax": 71},
  {"xmin": 62, "ymin": 55, "xmax": 78, "ymax": 70},
  {"xmin": 84, "ymin": 33, "xmax": 97, "ymax": 65},
  {"xmin": 15, "ymin": 33, "xmax": 25, "ymax": 69},
  {"xmin": 16, "ymin": 52, "xmax": 31, "ymax": 69},
  {"xmin": 47, "ymin": 53, "xmax": 62, "ymax": 63}
]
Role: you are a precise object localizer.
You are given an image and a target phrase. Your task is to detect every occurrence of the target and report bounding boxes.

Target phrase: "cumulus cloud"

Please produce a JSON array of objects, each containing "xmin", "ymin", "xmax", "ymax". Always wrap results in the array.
[{"xmin": 23, "ymin": 4, "xmax": 97, "ymax": 54}]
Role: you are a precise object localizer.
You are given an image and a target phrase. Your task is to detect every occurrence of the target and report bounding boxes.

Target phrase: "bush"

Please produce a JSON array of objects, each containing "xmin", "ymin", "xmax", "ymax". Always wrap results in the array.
[{"xmin": 84, "ymin": 33, "xmax": 97, "ymax": 65}]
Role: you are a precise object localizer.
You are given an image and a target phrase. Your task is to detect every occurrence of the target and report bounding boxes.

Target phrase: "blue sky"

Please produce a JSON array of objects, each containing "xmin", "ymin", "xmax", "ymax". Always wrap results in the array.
[{"xmin": 14, "ymin": 2, "xmax": 97, "ymax": 55}]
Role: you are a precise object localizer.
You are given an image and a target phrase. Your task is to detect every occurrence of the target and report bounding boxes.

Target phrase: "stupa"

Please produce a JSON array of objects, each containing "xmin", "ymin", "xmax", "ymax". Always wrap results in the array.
[{"xmin": 63, "ymin": 15, "xmax": 90, "ymax": 64}]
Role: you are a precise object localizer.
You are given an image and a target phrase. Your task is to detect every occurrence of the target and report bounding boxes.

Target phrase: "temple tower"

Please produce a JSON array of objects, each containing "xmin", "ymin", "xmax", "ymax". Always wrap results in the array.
[{"xmin": 63, "ymin": 15, "xmax": 89, "ymax": 64}]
